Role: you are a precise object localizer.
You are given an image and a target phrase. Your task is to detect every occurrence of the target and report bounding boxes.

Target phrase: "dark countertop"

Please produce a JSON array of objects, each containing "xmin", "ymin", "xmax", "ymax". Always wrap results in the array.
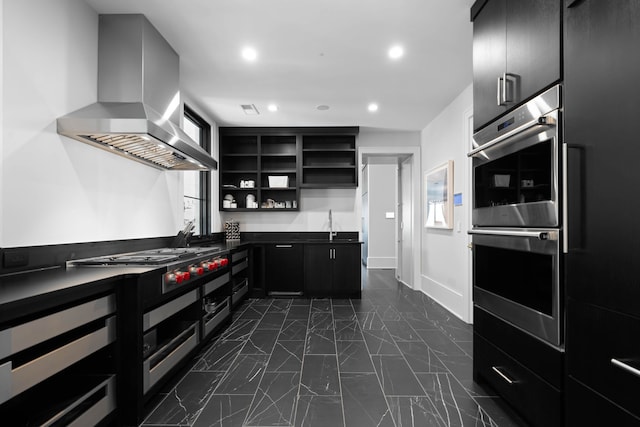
[
  {"xmin": 0, "ymin": 233, "xmax": 362, "ymax": 324},
  {"xmin": 0, "ymin": 265, "xmax": 154, "ymax": 324}
]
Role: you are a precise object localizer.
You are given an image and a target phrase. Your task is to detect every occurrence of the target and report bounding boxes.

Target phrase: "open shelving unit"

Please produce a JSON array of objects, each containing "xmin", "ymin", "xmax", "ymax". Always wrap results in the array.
[
  {"xmin": 301, "ymin": 133, "xmax": 358, "ymax": 188},
  {"xmin": 219, "ymin": 127, "xmax": 359, "ymax": 212},
  {"xmin": 219, "ymin": 129, "xmax": 300, "ymax": 212}
]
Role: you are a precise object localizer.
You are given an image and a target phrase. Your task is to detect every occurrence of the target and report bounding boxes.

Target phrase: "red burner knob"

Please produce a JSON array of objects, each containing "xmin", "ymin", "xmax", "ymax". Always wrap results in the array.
[
  {"xmin": 175, "ymin": 271, "xmax": 184, "ymax": 284},
  {"xmin": 183, "ymin": 271, "xmax": 191, "ymax": 281},
  {"xmin": 196, "ymin": 267, "xmax": 204, "ymax": 275},
  {"xmin": 220, "ymin": 258, "xmax": 229, "ymax": 267},
  {"xmin": 210, "ymin": 259, "xmax": 220, "ymax": 270}
]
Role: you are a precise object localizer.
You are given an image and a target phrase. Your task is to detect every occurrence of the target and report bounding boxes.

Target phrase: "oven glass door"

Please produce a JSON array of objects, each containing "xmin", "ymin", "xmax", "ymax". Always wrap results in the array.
[
  {"xmin": 472, "ymin": 114, "xmax": 560, "ymax": 227},
  {"xmin": 472, "ymin": 230, "xmax": 562, "ymax": 347}
]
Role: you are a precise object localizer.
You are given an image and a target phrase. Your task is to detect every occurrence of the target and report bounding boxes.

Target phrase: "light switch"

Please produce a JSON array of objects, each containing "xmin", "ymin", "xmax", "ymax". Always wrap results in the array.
[{"xmin": 385, "ymin": 212, "xmax": 395, "ymax": 219}]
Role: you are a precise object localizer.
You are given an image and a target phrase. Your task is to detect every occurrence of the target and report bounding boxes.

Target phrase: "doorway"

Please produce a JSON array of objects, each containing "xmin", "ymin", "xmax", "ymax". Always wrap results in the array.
[{"xmin": 360, "ymin": 146, "xmax": 421, "ymax": 290}]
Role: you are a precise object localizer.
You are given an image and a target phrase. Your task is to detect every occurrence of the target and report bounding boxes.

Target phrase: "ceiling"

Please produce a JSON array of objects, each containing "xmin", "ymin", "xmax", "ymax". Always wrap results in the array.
[{"xmin": 84, "ymin": 0, "xmax": 474, "ymax": 131}]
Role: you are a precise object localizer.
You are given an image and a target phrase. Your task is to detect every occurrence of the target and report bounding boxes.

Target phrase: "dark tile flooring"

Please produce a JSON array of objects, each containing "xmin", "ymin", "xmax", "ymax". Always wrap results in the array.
[{"xmin": 140, "ymin": 269, "xmax": 526, "ymax": 427}]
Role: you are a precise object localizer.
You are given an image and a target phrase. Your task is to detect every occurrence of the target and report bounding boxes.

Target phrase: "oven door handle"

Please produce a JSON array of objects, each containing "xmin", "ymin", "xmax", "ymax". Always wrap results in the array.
[
  {"xmin": 468, "ymin": 229, "xmax": 557, "ymax": 241},
  {"xmin": 467, "ymin": 115, "xmax": 556, "ymax": 158}
]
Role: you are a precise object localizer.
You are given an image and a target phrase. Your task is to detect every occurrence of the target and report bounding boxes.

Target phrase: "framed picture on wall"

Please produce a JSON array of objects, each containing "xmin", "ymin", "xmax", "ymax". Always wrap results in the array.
[{"xmin": 425, "ymin": 160, "xmax": 453, "ymax": 229}]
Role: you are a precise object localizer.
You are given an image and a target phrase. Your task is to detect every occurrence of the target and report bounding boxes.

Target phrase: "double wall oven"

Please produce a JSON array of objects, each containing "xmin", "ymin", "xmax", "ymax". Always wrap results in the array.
[{"xmin": 469, "ymin": 85, "xmax": 565, "ymax": 348}]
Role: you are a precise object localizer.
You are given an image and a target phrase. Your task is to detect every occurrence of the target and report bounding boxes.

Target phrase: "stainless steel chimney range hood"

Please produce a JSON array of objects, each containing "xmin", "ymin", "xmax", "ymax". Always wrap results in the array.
[{"xmin": 57, "ymin": 14, "xmax": 217, "ymax": 171}]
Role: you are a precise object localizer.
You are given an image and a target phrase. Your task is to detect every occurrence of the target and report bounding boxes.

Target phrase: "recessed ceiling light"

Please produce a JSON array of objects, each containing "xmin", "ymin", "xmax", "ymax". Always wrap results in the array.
[
  {"xmin": 267, "ymin": 104, "xmax": 278, "ymax": 112},
  {"xmin": 317, "ymin": 105, "xmax": 330, "ymax": 111},
  {"xmin": 368, "ymin": 103, "xmax": 379, "ymax": 112},
  {"xmin": 241, "ymin": 46, "xmax": 257, "ymax": 61},
  {"xmin": 388, "ymin": 45, "xmax": 404, "ymax": 60}
]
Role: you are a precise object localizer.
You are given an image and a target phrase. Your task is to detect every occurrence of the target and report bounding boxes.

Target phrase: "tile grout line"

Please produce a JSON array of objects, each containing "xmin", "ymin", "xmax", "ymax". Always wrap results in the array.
[
  {"xmin": 291, "ymin": 297, "xmax": 314, "ymax": 427},
  {"xmin": 357, "ymin": 304, "xmax": 398, "ymax": 427},
  {"xmin": 163, "ymin": 298, "xmax": 260, "ymax": 427},
  {"xmin": 332, "ymin": 298, "xmax": 347, "ymax": 427},
  {"xmin": 243, "ymin": 298, "xmax": 298, "ymax": 427},
  {"xmin": 398, "ymin": 284, "xmax": 494, "ymax": 426}
]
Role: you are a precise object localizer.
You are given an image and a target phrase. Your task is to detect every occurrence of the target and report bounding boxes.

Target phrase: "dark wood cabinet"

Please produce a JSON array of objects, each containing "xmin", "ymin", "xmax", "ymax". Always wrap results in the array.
[
  {"xmin": 472, "ymin": 0, "xmax": 561, "ymax": 131},
  {"xmin": 219, "ymin": 129, "xmax": 299, "ymax": 212},
  {"xmin": 566, "ymin": 300, "xmax": 640, "ymax": 421},
  {"xmin": 304, "ymin": 244, "xmax": 361, "ymax": 298},
  {"xmin": 264, "ymin": 244, "xmax": 304, "ymax": 296},
  {"xmin": 564, "ymin": 0, "xmax": 640, "ymax": 422},
  {"xmin": 301, "ymin": 130, "xmax": 358, "ymax": 188},
  {"xmin": 219, "ymin": 127, "xmax": 360, "ymax": 210},
  {"xmin": 564, "ymin": 0, "xmax": 640, "ymax": 319},
  {"xmin": 473, "ymin": 307, "xmax": 564, "ymax": 427},
  {"xmin": 474, "ymin": 334, "xmax": 563, "ymax": 427}
]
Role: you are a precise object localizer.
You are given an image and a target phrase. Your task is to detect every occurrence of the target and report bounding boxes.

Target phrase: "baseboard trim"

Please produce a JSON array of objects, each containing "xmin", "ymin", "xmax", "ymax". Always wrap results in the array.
[
  {"xmin": 366, "ymin": 257, "xmax": 396, "ymax": 269},
  {"xmin": 420, "ymin": 274, "xmax": 469, "ymax": 323}
]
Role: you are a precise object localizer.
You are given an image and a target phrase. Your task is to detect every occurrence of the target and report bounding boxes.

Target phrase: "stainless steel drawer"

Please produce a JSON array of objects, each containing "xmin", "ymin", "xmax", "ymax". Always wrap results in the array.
[
  {"xmin": 204, "ymin": 272, "xmax": 230, "ymax": 295},
  {"xmin": 204, "ymin": 298, "xmax": 230, "ymax": 337},
  {"xmin": 0, "ymin": 316, "xmax": 116, "ymax": 405},
  {"xmin": 143, "ymin": 321, "xmax": 199, "ymax": 393},
  {"xmin": 232, "ymin": 250, "xmax": 248, "ymax": 263},
  {"xmin": 143, "ymin": 289, "xmax": 198, "ymax": 331},
  {"xmin": 232, "ymin": 279, "xmax": 249, "ymax": 305},
  {"xmin": 232, "ymin": 259, "xmax": 248, "ymax": 275},
  {"xmin": 0, "ymin": 294, "xmax": 116, "ymax": 360}
]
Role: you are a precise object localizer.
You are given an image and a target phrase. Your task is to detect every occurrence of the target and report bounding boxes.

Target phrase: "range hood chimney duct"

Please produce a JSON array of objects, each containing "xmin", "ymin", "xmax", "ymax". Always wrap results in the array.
[{"xmin": 57, "ymin": 14, "xmax": 217, "ymax": 170}]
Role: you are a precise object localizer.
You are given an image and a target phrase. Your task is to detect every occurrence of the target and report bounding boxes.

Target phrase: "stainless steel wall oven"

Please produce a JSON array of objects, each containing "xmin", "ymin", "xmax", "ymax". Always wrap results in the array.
[
  {"xmin": 470, "ymin": 85, "xmax": 561, "ymax": 228},
  {"xmin": 470, "ymin": 228, "xmax": 562, "ymax": 347},
  {"xmin": 469, "ymin": 85, "xmax": 565, "ymax": 348}
]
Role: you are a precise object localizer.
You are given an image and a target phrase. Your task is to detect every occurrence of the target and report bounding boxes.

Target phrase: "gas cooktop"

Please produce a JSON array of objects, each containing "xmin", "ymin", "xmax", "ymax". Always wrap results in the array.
[{"xmin": 69, "ymin": 247, "xmax": 224, "ymax": 266}]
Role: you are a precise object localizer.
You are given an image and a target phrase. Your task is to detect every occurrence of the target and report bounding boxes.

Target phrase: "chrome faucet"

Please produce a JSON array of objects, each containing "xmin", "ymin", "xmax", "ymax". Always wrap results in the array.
[{"xmin": 329, "ymin": 209, "xmax": 337, "ymax": 241}]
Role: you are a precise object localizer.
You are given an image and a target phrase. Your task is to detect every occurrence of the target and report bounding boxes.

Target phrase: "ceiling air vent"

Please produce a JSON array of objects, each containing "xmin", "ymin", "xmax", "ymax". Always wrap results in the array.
[{"xmin": 241, "ymin": 104, "xmax": 260, "ymax": 115}]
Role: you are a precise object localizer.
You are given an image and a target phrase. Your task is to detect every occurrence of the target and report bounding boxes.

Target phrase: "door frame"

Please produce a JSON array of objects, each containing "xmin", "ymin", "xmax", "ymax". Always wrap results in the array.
[{"xmin": 359, "ymin": 146, "xmax": 421, "ymax": 290}]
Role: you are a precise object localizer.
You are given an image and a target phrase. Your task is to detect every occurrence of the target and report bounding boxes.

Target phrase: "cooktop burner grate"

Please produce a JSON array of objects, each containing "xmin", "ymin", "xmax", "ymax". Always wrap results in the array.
[{"xmin": 69, "ymin": 247, "xmax": 224, "ymax": 266}]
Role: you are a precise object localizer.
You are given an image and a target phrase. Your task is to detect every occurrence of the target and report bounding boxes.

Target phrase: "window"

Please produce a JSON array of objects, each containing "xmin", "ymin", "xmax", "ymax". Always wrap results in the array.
[{"xmin": 183, "ymin": 105, "xmax": 211, "ymax": 235}]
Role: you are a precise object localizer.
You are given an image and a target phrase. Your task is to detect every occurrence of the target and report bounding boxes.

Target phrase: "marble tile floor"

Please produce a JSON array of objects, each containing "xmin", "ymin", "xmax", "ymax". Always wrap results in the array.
[{"xmin": 140, "ymin": 269, "xmax": 526, "ymax": 427}]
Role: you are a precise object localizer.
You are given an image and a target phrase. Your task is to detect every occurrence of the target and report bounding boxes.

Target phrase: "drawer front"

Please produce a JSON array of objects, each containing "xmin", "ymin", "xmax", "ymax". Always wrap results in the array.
[
  {"xmin": 474, "ymin": 333, "xmax": 562, "ymax": 427},
  {"xmin": 0, "ymin": 294, "xmax": 116, "ymax": 359},
  {"xmin": 232, "ymin": 249, "xmax": 248, "ymax": 263},
  {"xmin": 474, "ymin": 306, "xmax": 563, "ymax": 388},
  {"xmin": 567, "ymin": 299, "xmax": 640, "ymax": 418},
  {"xmin": 232, "ymin": 259, "xmax": 248, "ymax": 276},
  {"xmin": 0, "ymin": 316, "xmax": 116, "ymax": 405},
  {"xmin": 567, "ymin": 377, "xmax": 640, "ymax": 426}
]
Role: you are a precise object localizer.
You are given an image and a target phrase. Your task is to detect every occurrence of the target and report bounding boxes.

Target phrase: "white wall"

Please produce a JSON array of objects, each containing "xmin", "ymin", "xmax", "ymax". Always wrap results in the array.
[
  {"xmin": 366, "ymin": 161, "xmax": 397, "ymax": 268},
  {"xmin": 1, "ymin": 0, "xmax": 183, "ymax": 247},
  {"xmin": 420, "ymin": 84, "xmax": 473, "ymax": 322}
]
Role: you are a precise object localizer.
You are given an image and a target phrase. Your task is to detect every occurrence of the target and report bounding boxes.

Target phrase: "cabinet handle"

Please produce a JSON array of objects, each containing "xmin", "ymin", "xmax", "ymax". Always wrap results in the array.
[
  {"xmin": 492, "ymin": 366, "xmax": 515, "ymax": 384},
  {"xmin": 497, "ymin": 76, "xmax": 503, "ymax": 106},
  {"xmin": 275, "ymin": 245, "xmax": 293, "ymax": 248},
  {"xmin": 611, "ymin": 358, "xmax": 640, "ymax": 379}
]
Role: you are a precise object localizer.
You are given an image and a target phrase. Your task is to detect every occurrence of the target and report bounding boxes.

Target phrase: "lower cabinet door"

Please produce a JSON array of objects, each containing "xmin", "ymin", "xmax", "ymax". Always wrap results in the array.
[
  {"xmin": 264, "ymin": 244, "xmax": 303, "ymax": 296},
  {"xmin": 333, "ymin": 245, "xmax": 361, "ymax": 297},
  {"xmin": 566, "ymin": 377, "xmax": 640, "ymax": 426},
  {"xmin": 303, "ymin": 245, "xmax": 332, "ymax": 296},
  {"xmin": 566, "ymin": 299, "xmax": 640, "ymax": 419}
]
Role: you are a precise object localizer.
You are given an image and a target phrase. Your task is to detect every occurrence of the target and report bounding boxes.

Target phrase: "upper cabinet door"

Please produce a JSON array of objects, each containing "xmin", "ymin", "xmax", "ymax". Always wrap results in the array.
[
  {"xmin": 506, "ymin": 0, "xmax": 561, "ymax": 106},
  {"xmin": 472, "ymin": 0, "xmax": 561, "ymax": 131},
  {"xmin": 473, "ymin": 0, "xmax": 507, "ymax": 131}
]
